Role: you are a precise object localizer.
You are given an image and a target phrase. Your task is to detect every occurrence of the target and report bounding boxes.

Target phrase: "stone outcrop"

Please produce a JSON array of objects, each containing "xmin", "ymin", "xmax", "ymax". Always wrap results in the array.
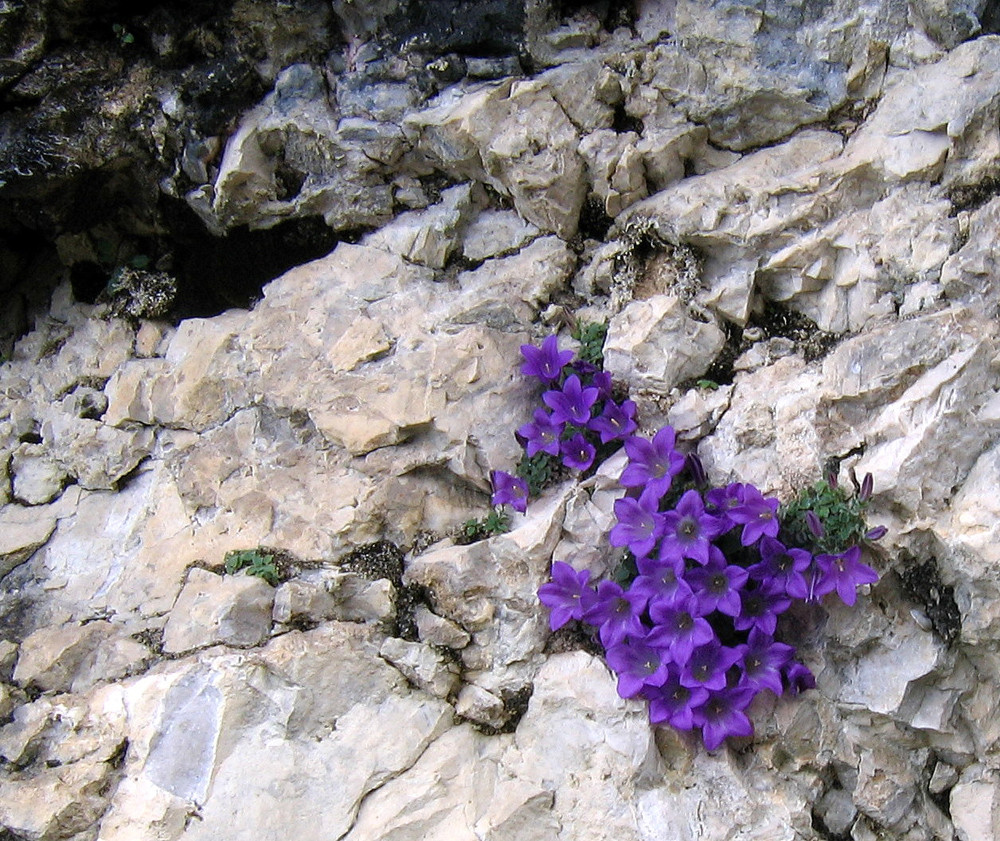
[{"xmin": 4, "ymin": 3, "xmax": 1000, "ymax": 841}]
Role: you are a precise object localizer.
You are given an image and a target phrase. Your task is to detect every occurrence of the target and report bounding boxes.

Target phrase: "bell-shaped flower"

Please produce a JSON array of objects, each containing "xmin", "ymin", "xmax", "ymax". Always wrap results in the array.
[
  {"xmin": 737, "ymin": 627, "xmax": 794, "ymax": 695},
  {"xmin": 659, "ymin": 490, "xmax": 728, "ymax": 565},
  {"xmin": 609, "ymin": 487, "xmax": 665, "ymax": 559},
  {"xmin": 581, "ymin": 579, "xmax": 648, "ymax": 647},
  {"xmin": 629, "ymin": 555, "xmax": 691, "ymax": 607},
  {"xmin": 647, "ymin": 593, "xmax": 714, "ymax": 664},
  {"xmin": 679, "ymin": 639, "xmax": 742, "ymax": 692},
  {"xmin": 538, "ymin": 562, "xmax": 597, "ymax": 631},
  {"xmin": 517, "ymin": 409, "xmax": 563, "ymax": 457},
  {"xmin": 782, "ymin": 660, "xmax": 817, "ymax": 695},
  {"xmin": 620, "ymin": 427, "xmax": 686, "ymax": 499},
  {"xmin": 588, "ymin": 399, "xmax": 638, "ymax": 444},
  {"xmin": 560, "ymin": 432, "xmax": 596, "ymax": 471},
  {"xmin": 693, "ymin": 685, "xmax": 757, "ymax": 750},
  {"xmin": 727, "ymin": 484, "xmax": 781, "ymax": 546},
  {"xmin": 543, "ymin": 375, "xmax": 600, "ymax": 426},
  {"xmin": 813, "ymin": 546, "xmax": 878, "ymax": 606},
  {"xmin": 750, "ymin": 536, "xmax": 812, "ymax": 599},
  {"xmin": 490, "ymin": 470, "xmax": 528, "ymax": 514},
  {"xmin": 606, "ymin": 637, "xmax": 671, "ymax": 698},
  {"xmin": 520, "ymin": 335, "xmax": 573, "ymax": 382},
  {"xmin": 645, "ymin": 671, "xmax": 709, "ymax": 731},
  {"xmin": 686, "ymin": 545, "xmax": 748, "ymax": 617},
  {"xmin": 733, "ymin": 582, "xmax": 791, "ymax": 636}
]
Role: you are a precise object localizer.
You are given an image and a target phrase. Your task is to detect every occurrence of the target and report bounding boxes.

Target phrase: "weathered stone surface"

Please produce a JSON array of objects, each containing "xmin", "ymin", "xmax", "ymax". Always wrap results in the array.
[
  {"xmin": 162, "ymin": 568, "xmax": 275, "ymax": 654},
  {"xmin": 0, "ymin": 504, "xmax": 56, "ymax": 579},
  {"xmin": 10, "ymin": 444, "xmax": 67, "ymax": 505},
  {"xmin": 13, "ymin": 620, "xmax": 116, "ymax": 693},
  {"xmin": 379, "ymin": 637, "xmax": 460, "ymax": 699},
  {"xmin": 414, "ymin": 604, "xmax": 471, "ymax": 649},
  {"xmin": 461, "ymin": 209, "xmax": 540, "ymax": 262},
  {"xmin": 951, "ymin": 766, "xmax": 1000, "ymax": 841},
  {"xmin": 604, "ymin": 295, "xmax": 726, "ymax": 395}
]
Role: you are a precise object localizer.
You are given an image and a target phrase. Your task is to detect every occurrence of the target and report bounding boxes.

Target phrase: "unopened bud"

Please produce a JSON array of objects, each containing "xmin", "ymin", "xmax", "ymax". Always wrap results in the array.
[
  {"xmin": 859, "ymin": 472, "xmax": 873, "ymax": 502},
  {"xmin": 805, "ymin": 511, "xmax": 825, "ymax": 538},
  {"xmin": 865, "ymin": 525, "xmax": 887, "ymax": 541},
  {"xmin": 686, "ymin": 452, "xmax": 707, "ymax": 488}
]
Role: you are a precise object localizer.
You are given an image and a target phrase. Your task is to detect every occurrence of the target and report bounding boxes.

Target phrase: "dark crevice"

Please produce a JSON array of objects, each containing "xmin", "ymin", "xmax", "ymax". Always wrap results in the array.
[
  {"xmin": 949, "ymin": 173, "xmax": 1000, "ymax": 215},
  {"xmin": 899, "ymin": 554, "xmax": 962, "ymax": 646},
  {"xmin": 577, "ymin": 196, "xmax": 613, "ymax": 241},
  {"xmin": 612, "ymin": 103, "xmax": 643, "ymax": 135}
]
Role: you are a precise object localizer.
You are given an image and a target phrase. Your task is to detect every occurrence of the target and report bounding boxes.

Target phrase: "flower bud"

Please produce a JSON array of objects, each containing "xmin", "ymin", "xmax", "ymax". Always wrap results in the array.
[
  {"xmin": 686, "ymin": 452, "xmax": 707, "ymax": 488},
  {"xmin": 805, "ymin": 511, "xmax": 825, "ymax": 538},
  {"xmin": 859, "ymin": 472, "xmax": 873, "ymax": 502},
  {"xmin": 865, "ymin": 525, "xmax": 887, "ymax": 541}
]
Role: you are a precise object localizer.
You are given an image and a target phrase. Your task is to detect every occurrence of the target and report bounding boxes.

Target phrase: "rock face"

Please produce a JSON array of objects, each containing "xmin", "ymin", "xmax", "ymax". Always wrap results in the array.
[{"xmin": 4, "ymin": 3, "xmax": 1000, "ymax": 841}]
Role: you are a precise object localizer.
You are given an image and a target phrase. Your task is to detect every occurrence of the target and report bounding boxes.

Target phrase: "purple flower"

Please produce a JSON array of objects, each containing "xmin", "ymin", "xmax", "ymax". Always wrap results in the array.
[
  {"xmin": 738, "ymin": 628, "xmax": 794, "ymax": 695},
  {"xmin": 813, "ymin": 546, "xmax": 879, "ymax": 606},
  {"xmin": 686, "ymin": 546, "xmax": 748, "ymax": 617},
  {"xmin": 543, "ymin": 375, "xmax": 600, "ymax": 426},
  {"xmin": 490, "ymin": 470, "xmax": 529, "ymax": 514},
  {"xmin": 659, "ymin": 490, "xmax": 728, "ymax": 565},
  {"xmin": 859, "ymin": 472, "xmax": 874, "ymax": 502},
  {"xmin": 805, "ymin": 511, "xmax": 825, "ymax": 538},
  {"xmin": 606, "ymin": 637, "xmax": 671, "ymax": 698},
  {"xmin": 782, "ymin": 661, "xmax": 816, "ymax": 695},
  {"xmin": 686, "ymin": 452, "xmax": 708, "ymax": 488},
  {"xmin": 733, "ymin": 582, "xmax": 791, "ymax": 636},
  {"xmin": 680, "ymin": 639, "xmax": 742, "ymax": 692},
  {"xmin": 520, "ymin": 335, "xmax": 573, "ymax": 383},
  {"xmin": 750, "ymin": 536, "xmax": 812, "ymax": 600},
  {"xmin": 582, "ymin": 580, "xmax": 649, "ymax": 647},
  {"xmin": 590, "ymin": 370, "xmax": 614, "ymax": 400},
  {"xmin": 517, "ymin": 409, "xmax": 563, "ymax": 457},
  {"xmin": 538, "ymin": 562, "xmax": 597, "ymax": 631},
  {"xmin": 588, "ymin": 399, "xmax": 638, "ymax": 444},
  {"xmin": 727, "ymin": 485, "xmax": 781, "ymax": 546},
  {"xmin": 646, "ymin": 672, "xmax": 709, "ymax": 730},
  {"xmin": 693, "ymin": 685, "xmax": 756, "ymax": 750},
  {"xmin": 647, "ymin": 593, "xmax": 715, "ymax": 664},
  {"xmin": 620, "ymin": 427, "xmax": 686, "ymax": 499},
  {"xmin": 630, "ymin": 555, "xmax": 691, "ymax": 607},
  {"xmin": 609, "ymin": 487, "xmax": 665, "ymax": 559},
  {"xmin": 560, "ymin": 433, "xmax": 597, "ymax": 471},
  {"xmin": 865, "ymin": 525, "xmax": 888, "ymax": 541}
]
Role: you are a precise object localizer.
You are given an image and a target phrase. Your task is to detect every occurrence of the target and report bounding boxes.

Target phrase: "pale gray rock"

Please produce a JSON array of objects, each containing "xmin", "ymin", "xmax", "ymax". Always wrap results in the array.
[
  {"xmin": 951, "ymin": 765, "xmax": 1000, "ymax": 841},
  {"xmin": 10, "ymin": 444, "xmax": 67, "ymax": 505},
  {"xmin": 162, "ymin": 568, "xmax": 275, "ymax": 654},
  {"xmin": 41, "ymin": 411, "xmax": 154, "ymax": 491},
  {"xmin": 667, "ymin": 384, "xmax": 733, "ymax": 442},
  {"xmin": 0, "ymin": 503, "xmax": 56, "ymax": 579},
  {"xmin": 414, "ymin": 604, "xmax": 471, "ymax": 649},
  {"xmin": 8, "ymin": 620, "xmax": 147, "ymax": 700},
  {"xmin": 273, "ymin": 571, "xmax": 395, "ymax": 628},
  {"xmin": 379, "ymin": 637, "xmax": 460, "ymax": 700},
  {"xmin": 604, "ymin": 295, "xmax": 726, "ymax": 395},
  {"xmin": 0, "ymin": 684, "xmax": 12, "ymax": 722},
  {"xmin": 363, "ymin": 183, "xmax": 478, "ymax": 269},
  {"xmin": 454, "ymin": 683, "xmax": 506, "ymax": 728},
  {"xmin": 929, "ymin": 761, "xmax": 960, "ymax": 794},
  {"xmin": 461, "ymin": 209, "xmax": 540, "ymax": 262},
  {"xmin": 941, "ymin": 196, "xmax": 1000, "ymax": 312},
  {"xmin": 579, "ymin": 130, "xmax": 647, "ymax": 217},
  {"xmin": 0, "ymin": 640, "xmax": 17, "ymax": 680},
  {"xmin": 408, "ymin": 78, "xmax": 586, "ymax": 238},
  {"xmin": 814, "ymin": 787, "xmax": 857, "ymax": 838}
]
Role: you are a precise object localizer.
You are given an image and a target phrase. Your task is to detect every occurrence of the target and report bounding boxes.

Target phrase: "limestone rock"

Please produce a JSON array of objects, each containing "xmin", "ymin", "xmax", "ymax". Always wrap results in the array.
[
  {"xmin": 379, "ymin": 637, "xmax": 460, "ymax": 699},
  {"xmin": 10, "ymin": 444, "xmax": 67, "ymax": 505},
  {"xmin": 951, "ymin": 766, "xmax": 1000, "ymax": 841},
  {"xmin": 162, "ymin": 568, "xmax": 275, "ymax": 654},
  {"xmin": 0, "ymin": 504, "xmax": 56, "ymax": 579},
  {"xmin": 579, "ymin": 130, "xmax": 647, "ymax": 217},
  {"xmin": 13, "ymin": 621, "xmax": 116, "ymax": 694},
  {"xmin": 454, "ymin": 683, "xmax": 506, "ymax": 729},
  {"xmin": 273, "ymin": 571, "xmax": 395, "ymax": 628},
  {"xmin": 941, "ymin": 196, "xmax": 1000, "ymax": 312},
  {"xmin": 461, "ymin": 209, "xmax": 540, "ymax": 262},
  {"xmin": 414, "ymin": 604, "xmax": 471, "ymax": 649},
  {"xmin": 604, "ymin": 295, "xmax": 726, "ymax": 394}
]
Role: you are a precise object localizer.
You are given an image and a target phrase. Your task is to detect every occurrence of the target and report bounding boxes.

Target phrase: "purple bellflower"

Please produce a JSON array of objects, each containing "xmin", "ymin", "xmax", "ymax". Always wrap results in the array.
[
  {"xmin": 813, "ymin": 546, "xmax": 879, "ymax": 606},
  {"xmin": 588, "ymin": 399, "xmax": 638, "ymax": 443},
  {"xmin": 686, "ymin": 546, "xmax": 748, "ymax": 617},
  {"xmin": 490, "ymin": 470, "xmax": 528, "ymax": 514},
  {"xmin": 647, "ymin": 593, "xmax": 715, "ymax": 664},
  {"xmin": 728, "ymin": 484, "xmax": 781, "ymax": 546},
  {"xmin": 620, "ymin": 427, "xmax": 686, "ymax": 499},
  {"xmin": 646, "ymin": 673, "xmax": 710, "ymax": 730},
  {"xmin": 606, "ymin": 637, "xmax": 671, "ymax": 698},
  {"xmin": 680, "ymin": 639, "xmax": 742, "ymax": 692},
  {"xmin": 538, "ymin": 562, "xmax": 597, "ymax": 631},
  {"xmin": 609, "ymin": 487, "xmax": 665, "ymax": 559},
  {"xmin": 561, "ymin": 433, "xmax": 597, "ymax": 471},
  {"xmin": 517, "ymin": 409, "xmax": 563, "ymax": 458},
  {"xmin": 751, "ymin": 536, "xmax": 812, "ymax": 600},
  {"xmin": 738, "ymin": 628, "xmax": 794, "ymax": 695},
  {"xmin": 630, "ymin": 555, "xmax": 691, "ymax": 607},
  {"xmin": 543, "ymin": 375, "xmax": 600, "ymax": 426},
  {"xmin": 733, "ymin": 582, "xmax": 791, "ymax": 636},
  {"xmin": 582, "ymin": 579, "xmax": 649, "ymax": 648},
  {"xmin": 693, "ymin": 685, "xmax": 756, "ymax": 750},
  {"xmin": 520, "ymin": 335, "xmax": 573, "ymax": 383},
  {"xmin": 659, "ymin": 490, "xmax": 727, "ymax": 565},
  {"xmin": 782, "ymin": 660, "xmax": 817, "ymax": 695}
]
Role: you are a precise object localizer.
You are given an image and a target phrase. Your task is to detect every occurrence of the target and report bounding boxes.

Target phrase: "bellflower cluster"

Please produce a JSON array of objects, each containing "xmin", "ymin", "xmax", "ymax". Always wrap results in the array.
[
  {"xmin": 490, "ymin": 332, "xmax": 636, "ymax": 512},
  {"xmin": 506, "ymin": 332, "xmax": 881, "ymax": 752},
  {"xmin": 540, "ymin": 434, "xmax": 880, "ymax": 750}
]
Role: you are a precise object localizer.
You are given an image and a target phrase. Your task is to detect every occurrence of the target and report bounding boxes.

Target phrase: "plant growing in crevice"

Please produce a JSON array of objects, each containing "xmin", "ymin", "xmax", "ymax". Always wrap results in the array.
[{"xmin": 224, "ymin": 548, "xmax": 280, "ymax": 586}]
